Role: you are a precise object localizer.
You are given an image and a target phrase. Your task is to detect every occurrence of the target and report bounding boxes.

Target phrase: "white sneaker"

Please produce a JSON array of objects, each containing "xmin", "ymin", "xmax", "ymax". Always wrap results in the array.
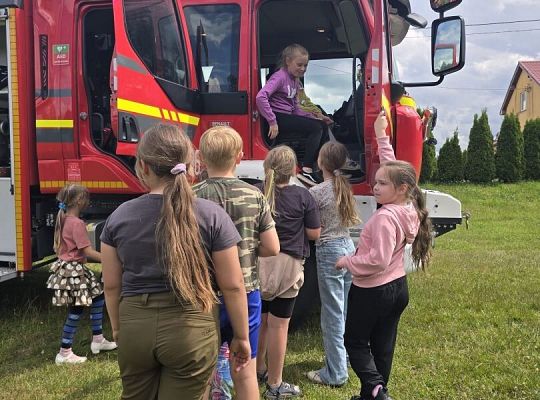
[
  {"xmin": 91, "ymin": 338, "xmax": 117, "ymax": 354},
  {"xmin": 55, "ymin": 351, "xmax": 87, "ymax": 365}
]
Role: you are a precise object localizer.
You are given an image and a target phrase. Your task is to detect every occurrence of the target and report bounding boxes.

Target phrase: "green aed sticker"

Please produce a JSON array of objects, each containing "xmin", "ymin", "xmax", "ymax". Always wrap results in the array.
[{"xmin": 52, "ymin": 44, "xmax": 70, "ymax": 65}]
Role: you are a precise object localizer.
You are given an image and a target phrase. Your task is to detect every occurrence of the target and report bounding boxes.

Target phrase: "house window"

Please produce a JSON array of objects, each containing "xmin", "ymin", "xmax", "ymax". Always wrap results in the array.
[{"xmin": 520, "ymin": 91, "xmax": 527, "ymax": 112}]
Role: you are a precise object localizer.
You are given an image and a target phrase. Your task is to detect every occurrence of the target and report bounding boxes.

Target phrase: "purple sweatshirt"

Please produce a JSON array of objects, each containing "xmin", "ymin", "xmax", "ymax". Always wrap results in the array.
[
  {"xmin": 338, "ymin": 136, "xmax": 420, "ymax": 288},
  {"xmin": 256, "ymin": 68, "xmax": 313, "ymax": 125}
]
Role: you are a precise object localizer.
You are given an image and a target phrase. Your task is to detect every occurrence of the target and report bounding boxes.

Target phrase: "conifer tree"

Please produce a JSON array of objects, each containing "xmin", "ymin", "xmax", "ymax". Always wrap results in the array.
[
  {"xmin": 465, "ymin": 110, "xmax": 495, "ymax": 183},
  {"xmin": 495, "ymin": 114, "xmax": 523, "ymax": 182},
  {"xmin": 523, "ymin": 119, "xmax": 540, "ymax": 180},
  {"xmin": 462, "ymin": 149, "xmax": 468, "ymax": 180},
  {"xmin": 437, "ymin": 131, "xmax": 463, "ymax": 182}
]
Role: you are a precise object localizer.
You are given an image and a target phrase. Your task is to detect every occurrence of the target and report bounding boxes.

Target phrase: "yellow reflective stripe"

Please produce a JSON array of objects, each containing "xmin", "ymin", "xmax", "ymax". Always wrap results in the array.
[
  {"xmin": 10, "ymin": 9, "xmax": 24, "ymax": 270},
  {"xmin": 36, "ymin": 120, "xmax": 74, "ymax": 128},
  {"xmin": 178, "ymin": 113, "xmax": 200, "ymax": 126},
  {"xmin": 118, "ymin": 98, "xmax": 162, "ymax": 119},
  {"xmin": 118, "ymin": 98, "xmax": 199, "ymax": 126},
  {"xmin": 382, "ymin": 94, "xmax": 394, "ymax": 135},
  {"xmin": 40, "ymin": 181, "xmax": 128, "ymax": 189},
  {"xmin": 399, "ymin": 96, "xmax": 417, "ymax": 109}
]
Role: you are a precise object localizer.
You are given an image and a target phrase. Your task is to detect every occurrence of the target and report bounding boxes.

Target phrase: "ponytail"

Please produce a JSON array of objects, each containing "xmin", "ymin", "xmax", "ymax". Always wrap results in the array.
[
  {"xmin": 318, "ymin": 142, "xmax": 361, "ymax": 227},
  {"xmin": 53, "ymin": 209, "xmax": 66, "ymax": 254},
  {"xmin": 262, "ymin": 145, "xmax": 297, "ymax": 215},
  {"xmin": 333, "ymin": 172, "xmax": 361, "ymax": 227},
  {"xmin": 138, "ymin": 124, "xmax": 217, "ymax": 312},
  {"xmin": 411, "ymin": 185, "xmax": 432, "ymax": 270},
  {"xmin": 264, "ymin": 167, "xmax": 277, "ymax": 216},
  {"xmin": 156, "ymin": 171, "xmax": 217, "ymax": 312}
]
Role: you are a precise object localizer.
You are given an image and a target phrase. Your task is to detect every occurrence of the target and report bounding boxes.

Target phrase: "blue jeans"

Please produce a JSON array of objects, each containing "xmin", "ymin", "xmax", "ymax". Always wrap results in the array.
[{"xmin": 315, "ymin": 237, "xmax": 355, "ymax": 386}]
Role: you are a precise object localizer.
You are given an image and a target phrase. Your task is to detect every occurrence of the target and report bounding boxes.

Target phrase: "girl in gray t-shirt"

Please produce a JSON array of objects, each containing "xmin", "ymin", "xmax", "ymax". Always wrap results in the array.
[{"xmin": 307, "ymin": 141, "xmax": 361, "ymax": 387}]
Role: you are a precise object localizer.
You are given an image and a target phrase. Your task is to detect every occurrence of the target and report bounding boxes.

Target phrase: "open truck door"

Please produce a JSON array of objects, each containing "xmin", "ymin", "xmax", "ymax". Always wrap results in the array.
[
  {"xmin": 363, "ymin": 0, "xmax": 393, "ymax": 186},
  {"xmin": 111, "ymin": 0, "xmax": 201, "ymax": 157}
]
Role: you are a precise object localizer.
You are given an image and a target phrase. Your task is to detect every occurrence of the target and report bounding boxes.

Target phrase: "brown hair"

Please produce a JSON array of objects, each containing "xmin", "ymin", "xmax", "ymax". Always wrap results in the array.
[
  {"xmin": 199, "ymin": 126, "xmax": 243, "ymax": 171},
  {"xmin": 277, "ymin": 43, "xmax": 309, "ymax": 70},
  {"xmin": 136, "ymin": 124, "xmax": 217, "ymax": 312},
  {"xmin": 318, "ymin": 142, "xmax": 361, "ymax": 227},
  {"xmin": 263, "ymin": 145, "xmax": 297, "ymax": 215},
  {"xmin": 381, "ymin": 160, "xmax": 432, "ymax": 269},
  {"xmin": 53, "ymin": 184, "xmax": 90, "ymax": 253}
]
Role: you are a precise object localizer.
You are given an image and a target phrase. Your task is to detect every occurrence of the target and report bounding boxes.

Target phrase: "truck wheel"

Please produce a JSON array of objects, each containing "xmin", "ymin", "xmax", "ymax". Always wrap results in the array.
[{"xmin": 290, "ymin": 246, "xmax": 319, "ymax": 329}]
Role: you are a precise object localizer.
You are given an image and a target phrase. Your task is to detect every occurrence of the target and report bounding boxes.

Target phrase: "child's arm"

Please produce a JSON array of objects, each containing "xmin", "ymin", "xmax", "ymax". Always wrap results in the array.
[
  {"xmin": 374, "ymin": 110, "xmax": 396, "ymax": 162},
  {"xmin": 258, "ymin": 227, "xmax": 280, "ymax": 257},
  {"xmin": 336, "ymin": 215, "xmax": 396, "ymax": 276},
  {"xmin": 256, "ymin": 73, "xmax": 283, "ymax": 127},
  {"xmin": 81, "ymin": 246, "xmax": 101, "ymax": 263},
  {"xmin": 101, "ymin": 243, "xmax": 122, "ymax": 342},
  {"xmin": 213, "ymin": 246, "xmax": 251, "ymax": 372},
  {"xmin": 305, "ymin": 227, "xmax": 321, "ymax": 241}
]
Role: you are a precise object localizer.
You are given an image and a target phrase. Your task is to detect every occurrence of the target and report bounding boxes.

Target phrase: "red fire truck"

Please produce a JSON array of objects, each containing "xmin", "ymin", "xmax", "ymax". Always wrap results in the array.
[{"xmin": 0, "ymin": 0, "xmax": 465, "ymax": 308}]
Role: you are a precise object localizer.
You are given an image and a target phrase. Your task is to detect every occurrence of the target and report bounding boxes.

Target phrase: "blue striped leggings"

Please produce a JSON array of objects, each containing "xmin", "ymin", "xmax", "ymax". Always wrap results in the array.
[{"xmin": 60, "ymin": 293, "xmax": 105, "ymax": 349}]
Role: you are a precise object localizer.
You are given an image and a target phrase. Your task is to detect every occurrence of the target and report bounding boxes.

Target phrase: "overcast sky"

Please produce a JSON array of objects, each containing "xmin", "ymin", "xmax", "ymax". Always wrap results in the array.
[{"xmin": 304, "ymin": 0, "xmax": 540, "ymax": 150}]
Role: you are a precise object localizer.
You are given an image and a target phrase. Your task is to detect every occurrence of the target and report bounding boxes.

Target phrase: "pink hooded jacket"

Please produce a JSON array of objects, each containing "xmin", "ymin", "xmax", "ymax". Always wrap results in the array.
[{"xmin": 339, "ymin": 136, "xmax": 420, "ymax": 288}]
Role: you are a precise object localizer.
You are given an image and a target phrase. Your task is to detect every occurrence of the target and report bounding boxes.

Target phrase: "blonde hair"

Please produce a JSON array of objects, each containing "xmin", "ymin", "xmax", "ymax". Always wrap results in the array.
[
  {"xmin": 53, "ymin": 184, "xmax": 90, "ymax": 253},
  {"xmin": 199, "ymin": 126, "xmax": 243, "ymax": 170},
  {"xmin": 277, "ymin": 43, "xmax": 309, "ymax": 70},
  {"xmin": 381, "ymin": 160, "xmax": 432, "ymax": 270},
  {"xmin": 263, "ymin": 145, "xmax": 297, "ymax": 215},
  {"xmin": 318, "ymin": 142, "xmax": 361, "ymax": 227},
  {"xmin": 136, "ymin": 124, "xmax": 217, "ymax": 312}
]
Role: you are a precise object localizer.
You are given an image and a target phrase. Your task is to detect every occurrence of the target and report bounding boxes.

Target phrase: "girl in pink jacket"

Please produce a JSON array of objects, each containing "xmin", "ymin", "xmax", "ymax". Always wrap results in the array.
[{"xmin": 336, "ymin": 111, "xmax": 432, "ymax": 400}]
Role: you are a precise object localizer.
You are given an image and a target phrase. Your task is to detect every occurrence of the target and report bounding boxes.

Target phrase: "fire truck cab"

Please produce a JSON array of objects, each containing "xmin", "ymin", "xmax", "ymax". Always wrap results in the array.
[{"xmin": 0, "ymin": 0, "xmax": 465, "ymax": 288}]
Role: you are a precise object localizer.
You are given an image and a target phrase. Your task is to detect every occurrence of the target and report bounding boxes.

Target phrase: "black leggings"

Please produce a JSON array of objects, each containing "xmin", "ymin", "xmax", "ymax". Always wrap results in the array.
[
  {"xmin": 274, "ymin": 112, "xmax": 327, "ymax": 168},
  {"xmin": 344, "ymin": 277, "xmax": 409, "ymax": 398}
]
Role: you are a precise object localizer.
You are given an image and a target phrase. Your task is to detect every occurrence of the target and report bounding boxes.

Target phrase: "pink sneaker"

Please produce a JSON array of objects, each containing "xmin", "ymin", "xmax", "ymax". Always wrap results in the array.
[
  {"xmin": 55, "ymin": 351, "xmax": 87, "ymax": 365},
  {"xmin": 90, "ymin": 338, "xmax": 117, "ymax": 354}
]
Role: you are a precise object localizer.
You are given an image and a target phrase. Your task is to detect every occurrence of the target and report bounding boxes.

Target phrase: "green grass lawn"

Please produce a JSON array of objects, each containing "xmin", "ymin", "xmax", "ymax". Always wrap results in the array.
[{"xmin": 1, "ymin": 183, "xmax": 539, "ymax": 399}]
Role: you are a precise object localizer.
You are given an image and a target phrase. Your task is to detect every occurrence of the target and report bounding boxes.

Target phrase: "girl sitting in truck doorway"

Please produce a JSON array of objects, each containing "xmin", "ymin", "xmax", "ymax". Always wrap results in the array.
[
  {"xmin": 47, "ymin": 183, "xmax": 117, "ymax": 364},
  {"xmin": 256, "ymin": 44, "xmax": 328, "ymax": 186},
  {"xmin": 336, "ymin": 111, "xmax": 432, "ymax": 400}
]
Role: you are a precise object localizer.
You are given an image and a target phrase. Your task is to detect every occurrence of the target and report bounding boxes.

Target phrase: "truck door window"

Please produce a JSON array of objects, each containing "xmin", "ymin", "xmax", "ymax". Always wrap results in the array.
[
  {"xmin": 124, "ymin": 0, "xmax": 187, "ymax": 86},
  {"xmin": 184, "ymin": 5, "xmax": 240, "ymax": 93}
]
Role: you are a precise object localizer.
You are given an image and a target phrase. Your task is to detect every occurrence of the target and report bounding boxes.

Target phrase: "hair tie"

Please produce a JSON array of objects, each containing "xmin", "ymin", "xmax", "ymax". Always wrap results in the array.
[
  {"xmin": 58, "ymin": 202, "xmax": 67, "ymax": 211},
  {"xmin": 333, "ymin": 169, "xmax": 341, "ymax": 177},
  {"xmin": 170, "ymin": 163, "xmax": 187, "ymax": 175}
]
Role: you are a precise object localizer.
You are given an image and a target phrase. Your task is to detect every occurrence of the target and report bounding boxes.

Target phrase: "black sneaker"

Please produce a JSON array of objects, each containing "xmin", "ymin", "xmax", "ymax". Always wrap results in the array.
[
  {"xmin": 297, "ymin": 170, "xmax": 322, "ymax": 186},
  {"xmin": 264, "ymin": 381, "xmax": 302, "ymax": 399},
  {"xmin": 341, "ymin": 158, "xmax": 362, "ymax": 171}
]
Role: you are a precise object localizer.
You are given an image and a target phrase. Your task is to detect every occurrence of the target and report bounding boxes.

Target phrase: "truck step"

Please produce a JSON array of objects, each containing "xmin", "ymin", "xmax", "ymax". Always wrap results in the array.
[{"xmin": 0, "ymin": 266, "xmax": 17, "ymax": 282}]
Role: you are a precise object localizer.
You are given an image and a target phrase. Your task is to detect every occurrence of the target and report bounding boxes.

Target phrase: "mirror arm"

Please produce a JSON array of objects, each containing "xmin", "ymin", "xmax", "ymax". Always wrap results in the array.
[{"xmin": 400, "ymin": 76, "xmax": 444, "ymax": 88}]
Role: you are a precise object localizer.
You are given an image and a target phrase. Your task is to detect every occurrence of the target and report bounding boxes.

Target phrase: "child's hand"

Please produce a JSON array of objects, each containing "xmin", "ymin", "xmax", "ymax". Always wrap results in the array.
[
  {"xmin": 268, "ymin": 124, "xmax": 279, "ymax": 140},
  {"xmin": 229, "ymin": 337, "xmax": 252, "ymax": 372},
  {"xmin": 321, "ymin": 115, "xmax": 333, "ymax": 125},
  {"xmin": 335, "ymin": 256, "xmax": 347, "ymax": 270},
  {"xmin": 374, "ymin": 110, "xmax": 388, "ymax": 138}
]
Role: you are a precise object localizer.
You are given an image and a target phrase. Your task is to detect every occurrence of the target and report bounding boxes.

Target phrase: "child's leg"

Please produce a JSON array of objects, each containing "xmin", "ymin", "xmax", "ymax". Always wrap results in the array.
[
  {"xmin": 90, "ymin": 293, "xmax": 117, "ymax": 354},
  {"xmin": 274, "ymin": 112, "xmax": 323, "ymax": 169},
  {"xmin": 60, "ymin": 305, "xmax": 84, "ymax": 352},
  {"xmin": 313, "ymin": 238, "xmax": 355, "ymax": 386},
  {"xmin": 256, "ymin": 311, "xmax": 269, "ymax": 376},
  {"xmin": 90, "ymin": 293, "xmax": 104, "ymax": 340},
  {"xmin": 265, "ymin": 297, "xmax": 296, "ymax": 385},
  {"xmin": 370, "ymin": 277, "xmax": 409, "ymax": 386},
  {"xmin": 344, "ymin": 284, "xmax": 385, "ymax": 399}
]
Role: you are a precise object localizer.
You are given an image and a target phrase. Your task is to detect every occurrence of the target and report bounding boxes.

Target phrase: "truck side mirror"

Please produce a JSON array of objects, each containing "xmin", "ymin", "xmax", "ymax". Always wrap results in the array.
[
  {"xmin": 431, "ymin": 16, "xmax": 465, "ymax": 77},
  {"xmin": 430, "ymin": 0, "xmax": 462, "ymax": 13}
]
